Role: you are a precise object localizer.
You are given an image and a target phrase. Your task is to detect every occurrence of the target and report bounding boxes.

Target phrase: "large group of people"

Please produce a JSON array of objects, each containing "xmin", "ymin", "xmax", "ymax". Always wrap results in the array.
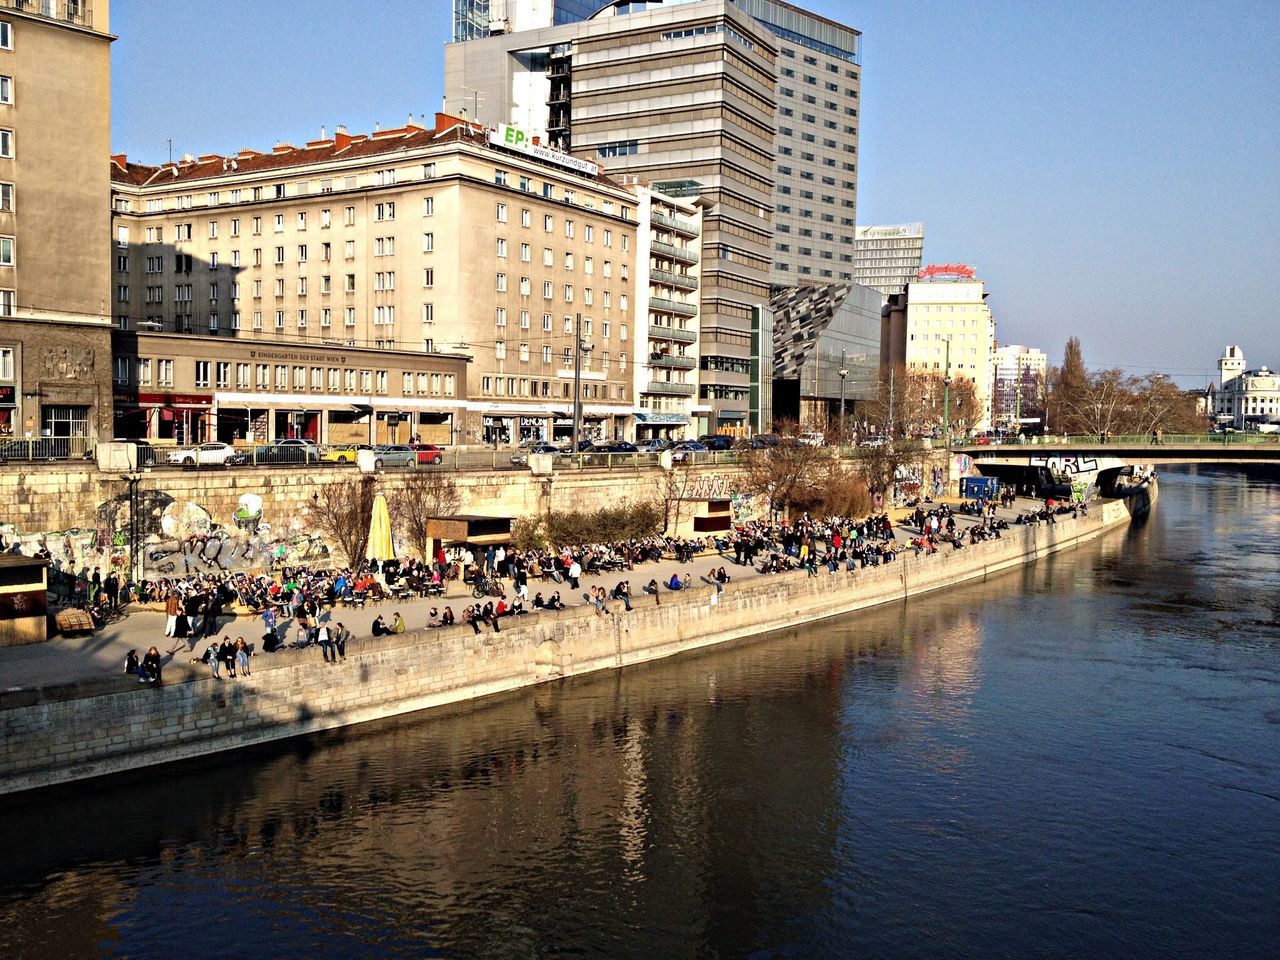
[{"xmin": 95, "ymin": 485, "xmax": 1073, "ymax": 685}]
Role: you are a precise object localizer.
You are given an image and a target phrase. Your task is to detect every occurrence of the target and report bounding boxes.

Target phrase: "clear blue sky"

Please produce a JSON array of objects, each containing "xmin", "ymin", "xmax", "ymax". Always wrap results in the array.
[{"xmin": 111, "ymin": 1, "xmax": 1280, "ymax": 385}]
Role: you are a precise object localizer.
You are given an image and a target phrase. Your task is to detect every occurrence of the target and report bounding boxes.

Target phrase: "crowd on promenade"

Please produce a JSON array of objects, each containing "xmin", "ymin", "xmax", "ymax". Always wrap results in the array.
[{"xmin": 82, "ymin": 490, "xmax": 1081, "ymax": 685}]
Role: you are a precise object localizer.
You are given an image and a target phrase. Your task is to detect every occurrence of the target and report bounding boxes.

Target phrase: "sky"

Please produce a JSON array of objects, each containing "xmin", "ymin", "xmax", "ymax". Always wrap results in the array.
[{"xmin": 111, "ymin": 1, "xmax": 1280, "ymax": 386}]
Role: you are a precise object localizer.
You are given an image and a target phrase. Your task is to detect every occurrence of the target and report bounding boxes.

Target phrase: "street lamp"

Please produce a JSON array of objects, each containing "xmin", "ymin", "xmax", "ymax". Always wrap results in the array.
[
  {"xmin": 942, "ymin": 337, "xmax": 953, "ymax": 446},
  {"xmin": 571, "ymin": 312, "xmax": 594, "ymax": 451},
  {"xmin": 838, "ymin": 349, "xmax": 849, "ymax": 447}
]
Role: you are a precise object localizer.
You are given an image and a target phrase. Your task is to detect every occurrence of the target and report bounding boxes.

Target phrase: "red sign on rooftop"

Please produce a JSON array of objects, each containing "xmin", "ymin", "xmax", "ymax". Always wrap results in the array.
[{"xmin": 917, "ymin": 263, "xmax": 976, "ymax": 280}]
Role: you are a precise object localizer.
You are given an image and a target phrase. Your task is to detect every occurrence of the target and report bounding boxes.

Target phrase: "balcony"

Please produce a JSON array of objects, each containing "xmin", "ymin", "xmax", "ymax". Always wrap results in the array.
[
  {"xmin": 649, "ymin": 324, "xmax": 697, "ymax": 344},
  {"xmin": 647, "ymin": 380, "xmax": 696, "ymax": 396},
  {"xmin": 650, "ymin": 267, "xmax": 698, "ymax": 291},
  {"xmin": 649, "ymin": 353, "xmax": 696, "ymax": 370},
  {"xmin": 649, "ymin": 295, "xmax": 697, "ymax": 318},
  {"xmin": 651, "ymin": 240, "xmax": 698, "ymax": 265},
  {"xmin": 2, "ymin": 0, "xmax": 92, "ymax": 28},
  {"xmin": 652, "ymin": 211, "xmax": 700, "ymax": 238}
]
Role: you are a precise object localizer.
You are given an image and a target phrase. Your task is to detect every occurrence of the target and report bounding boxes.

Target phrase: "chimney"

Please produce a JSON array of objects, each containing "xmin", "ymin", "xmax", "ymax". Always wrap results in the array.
[
  {"xmin": 321, "ymin": 124, "xmax": 327, "ymax": 140},
  {"xmin": 110, "ymin": 152, "xmax": 126, "ymax": 168},
  {"xmin": 181, "ymin": 152, "xmax": 195, "ymax": 163},
  {"xmin": 374, "ymin": 121, "xmax": 381, "ymax": 132}
]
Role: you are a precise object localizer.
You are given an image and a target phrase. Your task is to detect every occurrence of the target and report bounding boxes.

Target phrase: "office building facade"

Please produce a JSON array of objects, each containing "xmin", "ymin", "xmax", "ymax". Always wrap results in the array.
[
  {"xmin": 446, "ymin": 0, "xmax": 862, "ymax": 429},
  {"xmin": 852, "ymin": 222, "xmax": 925, "ymax": 297},
  {"xmin": 991, "ymin": 343, "xmax": 1046, "ymax": 429},
  {"xmin": 0, "ymin": 0, "xmax": 114, "ymax": 448}
]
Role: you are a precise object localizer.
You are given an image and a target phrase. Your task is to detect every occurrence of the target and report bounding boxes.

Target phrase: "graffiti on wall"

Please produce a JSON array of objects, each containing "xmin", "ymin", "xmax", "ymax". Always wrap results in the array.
[{"xmin": 3, "ymin": 488, "xmax": 331, "ymax": 580}]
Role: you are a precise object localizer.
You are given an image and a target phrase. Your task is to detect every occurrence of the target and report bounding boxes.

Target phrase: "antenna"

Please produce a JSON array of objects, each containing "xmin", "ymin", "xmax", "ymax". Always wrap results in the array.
[{"xmin": 166, "ymin": 138, "xmax": 173, "ymax": 164}]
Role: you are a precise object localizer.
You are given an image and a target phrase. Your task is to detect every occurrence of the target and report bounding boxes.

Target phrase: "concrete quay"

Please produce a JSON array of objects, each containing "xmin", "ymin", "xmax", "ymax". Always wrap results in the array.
[{"xmin": 0, "ymin": 493, "xmax": 1149, "ymax": 796}]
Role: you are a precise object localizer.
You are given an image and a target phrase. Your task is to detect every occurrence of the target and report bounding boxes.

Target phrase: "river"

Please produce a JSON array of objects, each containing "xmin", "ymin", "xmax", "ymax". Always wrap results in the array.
[{"xmin": 1, "ymin": 468, "xmax": 1278, "ymax": 959}]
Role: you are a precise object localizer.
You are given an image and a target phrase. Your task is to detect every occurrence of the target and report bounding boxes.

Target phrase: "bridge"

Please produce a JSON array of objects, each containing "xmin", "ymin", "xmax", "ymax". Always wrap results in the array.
[{"xmin": 951, "ymin": 434, "xmax": 1280, "ymax": 466}]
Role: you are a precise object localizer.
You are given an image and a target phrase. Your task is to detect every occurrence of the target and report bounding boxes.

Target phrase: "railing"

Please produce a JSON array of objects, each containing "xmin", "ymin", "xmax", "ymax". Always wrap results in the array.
[
  {"xmin": 651, "ymin": 211, "xmax": 701, "ymax": 237},
  {"xmin": 646, "ymin": 380, "xmax": 697, "ymax": 396},
  {"xmin": 0, "ymin": 436, "xmax": 95, "ymax": 462},
  {"xmin": 650, "ymin": 268, "xmax": 699, "ymax": 291},
  {"xmin": 649, "ymin": 296, "xmax": 698, "ymax": 317},
  {"xmin": 1, "ymin": 0, "xmax": 93, "ymax": 28},
  {"xmin": 648, "ymin": 354, "xmax": 697, "ymax": 370},
  {"xmin": 954, "ymin": 433, "xmax": 1280, "ymax": 450},
  {"xmin": 650, "ymin": 241, "xmax": 698, "ymax": 265},
  {"xmin": 649, "ymin": 324, "xmax": 697, "ymax": 343}
]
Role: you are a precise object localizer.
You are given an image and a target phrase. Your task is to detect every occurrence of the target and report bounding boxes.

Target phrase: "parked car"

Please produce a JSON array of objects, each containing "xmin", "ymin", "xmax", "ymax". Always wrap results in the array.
[
  {"xmin": 510, "ymin": 441, "xmax": 563, "ymax": 465},
  {"xmin": 635, "ymin": 438, "xmax": 667, "ymax": 452},
  {"xmin": 591, "ymin": 440, "xmax": 639, "ymax": 454},
  {"xmin": 370, "ymin": 444, "xmax": 422, "ymax": 469},
  {"xmin": 698, "ymin": 434, "xmax": 735, "ymax": 451},
  {"xmin": 859, "ymin": 436, "xmax": 888, "ymax": 449},
  {"xmin": 321, "ymin": 443, "xmax": 372, "ymax": 464},
  {"xmin": 665, "ymin": 439, "xmax": 708, "ymax": 463},
  {"xmin": 256, "ymin": 438, "xmax": 322, "ymax": 463},
  {"xmin": 167, "ymin": 442, "xmax": 245, "ymax": 466},
  {"xmin": 408, "ymin": 442, "xmax": 445, "ymax": 465},
  {"xmin": 797, "ymin": 431, "xmax": 826, "ymax": 447}
]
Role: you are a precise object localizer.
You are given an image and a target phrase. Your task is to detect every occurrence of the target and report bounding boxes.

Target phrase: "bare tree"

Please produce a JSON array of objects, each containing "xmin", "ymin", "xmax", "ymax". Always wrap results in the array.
[
  {"xmin": 658, "ymin": 459, "xmax": 699, "ymax": 533},
  {"xmin": 310, "ymin": 476, "xmax": 376, "ymax": 568},
  {"xmin": 867, "ymin": 364, "xmax": 979, "ymax": 438},
  {"xmin": 740, "ymin": 424, "xmax": 834, "ymax": 521},
  {"xmin": 390, "ymin": 468, "xmax": 462, "ymax": 562}
]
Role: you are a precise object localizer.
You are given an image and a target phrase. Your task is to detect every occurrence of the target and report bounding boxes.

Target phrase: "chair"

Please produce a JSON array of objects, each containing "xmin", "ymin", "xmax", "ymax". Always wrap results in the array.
[{"xmin": 351, "ymin": 590, "xmax": 367, "ymax": 609}]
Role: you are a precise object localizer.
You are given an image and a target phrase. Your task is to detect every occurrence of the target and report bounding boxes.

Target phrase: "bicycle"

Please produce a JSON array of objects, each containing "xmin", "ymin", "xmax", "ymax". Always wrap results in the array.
[{"xmin": 471, "ymin": 576, "xmax": 505, "ymax": 599}]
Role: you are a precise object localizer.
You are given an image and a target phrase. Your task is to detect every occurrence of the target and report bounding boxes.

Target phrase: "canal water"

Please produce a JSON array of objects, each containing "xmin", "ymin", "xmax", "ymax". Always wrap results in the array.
[{"xmin": 2, "ymin": 468, "xmax": 1279, "ymax": 959}]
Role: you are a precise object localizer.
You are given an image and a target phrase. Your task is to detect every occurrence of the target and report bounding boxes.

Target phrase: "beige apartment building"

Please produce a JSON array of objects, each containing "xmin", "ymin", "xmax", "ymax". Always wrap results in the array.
[
  {"xmin": 110, "ymin": 114, "xmax": 641, "ymax": 445},
  {"xmin": 0, "ymin": 0, "xmax": 114, "ymax": 446}
]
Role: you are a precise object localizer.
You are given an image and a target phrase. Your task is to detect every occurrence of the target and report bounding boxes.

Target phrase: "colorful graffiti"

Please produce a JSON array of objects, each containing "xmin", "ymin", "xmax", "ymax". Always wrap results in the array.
[{"xmin": 3, "ymin": 487, "xmax": 330, "ymax": 579}]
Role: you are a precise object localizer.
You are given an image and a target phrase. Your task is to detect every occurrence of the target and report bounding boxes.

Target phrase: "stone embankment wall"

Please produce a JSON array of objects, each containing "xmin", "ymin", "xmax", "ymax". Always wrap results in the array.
[{"xmin": 0, "ymin": 496, "xmax": 1138, "ymax": 795}]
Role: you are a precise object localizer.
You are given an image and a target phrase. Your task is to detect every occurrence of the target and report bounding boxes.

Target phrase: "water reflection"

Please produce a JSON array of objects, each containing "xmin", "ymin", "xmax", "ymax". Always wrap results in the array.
[{"xmin": 2, "ymin": 469, "xmax": 1279, "ymax": 959}]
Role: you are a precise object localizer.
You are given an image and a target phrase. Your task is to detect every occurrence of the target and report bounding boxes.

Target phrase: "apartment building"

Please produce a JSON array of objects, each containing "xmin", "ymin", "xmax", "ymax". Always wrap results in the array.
[
  {"xmin": 852, "ymin": 222, "xmax": 925, "ymax": 297},
  {"xmin": 0, "ymin": 0, "xmax": 113, "ymax": 445},
  {"xmin": 445, "ymin": 0, "xmax": 777, "ymax": 431},
  {"xmin": 633, "ymin": 185, "xmax": 703, "ymax": 440},
  {"xmin": 991, "ymin": 343, "xmax": 1047, "ymax": 429},
  {"xmin": 110, "ymin": 114, "xmax": 641, "ymax": 445},
  {"xmin": 882, "ymin": 266, "xmax": 997, "ymax": 431}
]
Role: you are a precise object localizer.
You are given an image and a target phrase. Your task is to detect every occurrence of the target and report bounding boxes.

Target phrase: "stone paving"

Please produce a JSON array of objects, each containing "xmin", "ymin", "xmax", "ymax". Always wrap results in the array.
[{"xmin": 0, "ymin": 498, "xmax": 1040, "ymax": 692}]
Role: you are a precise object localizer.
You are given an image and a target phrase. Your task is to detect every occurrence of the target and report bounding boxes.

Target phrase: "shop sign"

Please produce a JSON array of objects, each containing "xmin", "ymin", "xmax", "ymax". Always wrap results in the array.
[{"xmin": 0, "ymin": 385, "xmax": 15, "ymax": 406}]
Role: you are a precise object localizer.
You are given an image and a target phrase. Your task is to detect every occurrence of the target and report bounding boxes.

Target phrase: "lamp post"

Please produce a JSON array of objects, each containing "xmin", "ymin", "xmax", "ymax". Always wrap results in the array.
[
  {"xmin": 942, "ymin": 337, "xmax": 953, "ymax": 446},
  {"xmin": 571, "ymin": 312, "xmax": 593, "ymax": 451},
  {"xmin": 837, "ymin": 349, "xmax": 849, "ymax": 447}
]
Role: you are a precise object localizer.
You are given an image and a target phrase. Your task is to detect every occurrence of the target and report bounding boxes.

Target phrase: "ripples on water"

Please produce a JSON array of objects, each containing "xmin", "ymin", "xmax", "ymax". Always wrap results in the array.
[{"xmin": 2, "ymin": 468, "xmax": 1279, "ymax": 959}]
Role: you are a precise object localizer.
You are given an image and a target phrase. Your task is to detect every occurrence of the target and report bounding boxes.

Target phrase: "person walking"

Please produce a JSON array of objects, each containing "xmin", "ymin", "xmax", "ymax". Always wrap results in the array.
[{"xmin": 164, "ymin": 590, "xmax": 180, "ymax": 638}]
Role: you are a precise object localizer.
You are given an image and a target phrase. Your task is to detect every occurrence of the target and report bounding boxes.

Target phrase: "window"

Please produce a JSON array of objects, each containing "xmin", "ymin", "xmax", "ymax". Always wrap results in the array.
[
  {"xmin": 135, "ymin": 358, "xmax": 152, "ymax": 385},
  {"xmin": 521, "ymin": 208, "xmax": 531, "ymax": 227},
  {"xmin": 375, "ymin": 201, "xmax": 395, "ymax": 221},
  {"xmin": 542, "ymin": 345, "xmax": 551, "ymax": 364},
  {"xmin": 564, "ymin": 219, "xmax": 574, "ymax": 239},
  {"xmin": 422, "ymin": 302, "xmax": 434, "ymax": 324},
  {"xmin": 208, "ymin": 220, "xmax": 218, "ymax": 239},
  {"xmin": 0, "ymin": 76, "xmax": 14, "ymax": 106},
  {"xmin": 543, "ymin": 313, "xmax": 553, "ymax": 332},
  {"xmin": 496, "ymin": 306, "xmax": 507, "ymax": 327},
  {"xmin": 496, "ymin": 202, "xmax": 507, "ymax": 222},
  {"xmin": 496, "ymin": 273, "xmax": 507, "ymax": 292},
  {"xmin": 344, "ymin": 240, "xmax": 355, "ymax": 259},
  {"xmin": 543, "ymin": 281, "xmax": 553, "ymax": 299},
  {"xmin": 422, "ymin": 196, "xmax": 434, "ymax": 217},
  {"xmin": 174, "ymin": 223, "xmax": 192, "ymax": 241},
  {"xmin": 216, "ymin": 362, "xmax": 231, "ymax": 388},
  {"xmin": 274, "ymin": 246, "xmax": 285, "ymax": 265},
  {"xmin": 1, "ymin": 127, "xmax": 15, "ymax": 157},
  {"xmin": 422, "ymin": 232, "xmax": 434, "ymax": 252},
  {"xmin": 297, "ymin": 211, "xmax": 307, "ymax": 230},
  {"xmin": 345, "ymin": 274, "xmax": 356, "ymax": 293},
  {"xmin": 157, "ymin": 359, "xmax": 174, "ymax": 387},
  {"xmin": 345, "ymin": 307, "xmax": 356, "ymax": 326},
  {"xmin": 194, "ymin": 361, "xmax": 210, "ymax": 388},
  {"xmin": 0, "ymin": 22, "xmax": 10, "ymax": 51},
  {"xmin": 496, "ymin": 238, "xmax": 507, "ymax": 257},
  {"xmin": 274, "ymin": 213, "xmax": 284, "ymax": 233},
  {"xmin": 2, "ymin": 235, "xmax": 17, "ymax": 265},
  {"xmin": 564, "ymin": 284, "xmax": 573, "ymax": 302},
  {"xmin": 275, "ymin": 310, "xmax": 285, "ymax": 329},
  {"xmin": 494, "ymin": 168, "xmax": 508, "ymax": 186},
  {"xmin": 543, "ymin": 247, "xmax": 553, "ymax": 267},
  {"xmin": 298, "ymin": 244, "xmax": 308, "ymax": 263},
  {"xmin": 495, "ymin": 341, "xmax": 506, "ymax": 360},
  {"xmin": 344, "ymin": 206, "xmax": 355, "ymax": 226},
  {"xmin": 520, "ymin": 242, "xmax": 531, "ymax": 262},
  {"xmin": 320, "ymin": 307, "xmax": 332, "ymax": 327},
  {"xmin": 544, "ymin": 214, "xmax": 554, "ymax": 232}
]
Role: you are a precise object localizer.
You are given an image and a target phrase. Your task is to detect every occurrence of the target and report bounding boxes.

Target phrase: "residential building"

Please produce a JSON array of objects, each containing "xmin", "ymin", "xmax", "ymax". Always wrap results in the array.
[
  {"xmin": 769, "ymin": 281, "xmax": 881, "ymax": 431},
  {"xmin": 991, "ymin": 343, "xmax": 1047, "ymax": 429},
  {"xmin": 881, "ymin": 266, "xmax": 996, "ymax": 431},
  {"xmin": 0, "ymin": 0, "xmax": 114, "ymax": 447},
  {"xmin": 1212, "ymin": 345, "xmax": 1280, "ymax": 429},
  {"xmin": 445, "ymin": 0, "xmax": 861, "ymax": 427},
  {"xmin": 633, "ymin": 185, "xmax": 703, "ymax": 441},
  {"xmin": 109, "ymin": 114, "xmax": 640, "ymax": 445},
  {"xmin": 852, "ymin": 222, "xmax": 925, "ymax": 297}
]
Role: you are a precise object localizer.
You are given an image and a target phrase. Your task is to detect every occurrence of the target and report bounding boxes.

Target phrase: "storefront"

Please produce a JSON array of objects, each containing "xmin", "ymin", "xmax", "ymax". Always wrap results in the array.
[
  {"xmin": 633, "ymin": 410, "xmax": 690, "ymax": 441},
  {"xmin": 113, "ymin": 392, "xmax": 214, "ymax": 443}
]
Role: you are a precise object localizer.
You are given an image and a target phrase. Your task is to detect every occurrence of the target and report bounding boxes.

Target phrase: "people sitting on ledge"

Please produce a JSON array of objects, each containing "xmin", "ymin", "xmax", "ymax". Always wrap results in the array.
[
  {"xmin": 666, "ymin": 572, "xmax": 690, "ymax": 591},
  {"xmin": 370, "ymin": 614, "xmax": 390, "ymax": 636}
]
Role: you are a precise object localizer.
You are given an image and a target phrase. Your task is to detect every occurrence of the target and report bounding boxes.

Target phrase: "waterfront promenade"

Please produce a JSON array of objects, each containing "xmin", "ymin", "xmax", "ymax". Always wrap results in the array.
[{"xmin": 2, "ymin": 495, "xmax": 1047, "ymax": 692}]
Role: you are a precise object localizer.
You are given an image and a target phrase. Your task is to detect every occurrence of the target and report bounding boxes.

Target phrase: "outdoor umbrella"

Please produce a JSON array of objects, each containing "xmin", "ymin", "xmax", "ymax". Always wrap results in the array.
[{"xmin": 365, "ymin": 492, "xmax": 396, "ymax": 563}]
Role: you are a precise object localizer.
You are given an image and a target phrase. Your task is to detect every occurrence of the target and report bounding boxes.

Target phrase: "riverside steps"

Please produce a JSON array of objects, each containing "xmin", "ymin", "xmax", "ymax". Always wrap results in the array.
[{"xmin": 0, "ymin": 488, "xmax": 1154, "ymax": 795}]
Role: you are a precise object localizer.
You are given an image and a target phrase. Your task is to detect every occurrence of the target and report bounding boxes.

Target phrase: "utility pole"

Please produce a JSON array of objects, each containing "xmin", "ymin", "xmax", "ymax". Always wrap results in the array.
[
  {"xmin": 942, "ymin": 337, "xmax": 953, "ymax": 446},
  {"xmin": 888, "ymin": 367, "xmax": 895, "ymax": 440},
  {"xmin": 571, "ymin": 312, "xmax": 593, "ymax": 451},
  {"xmin": 837, "ymin": 349, "xmax": 848, "ymax": 447}
]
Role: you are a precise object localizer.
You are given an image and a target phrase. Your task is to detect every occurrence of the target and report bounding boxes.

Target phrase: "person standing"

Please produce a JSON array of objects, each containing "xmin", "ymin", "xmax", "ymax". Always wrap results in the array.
[
  {"xmin": 332, "ymin": 622, "xmax": 350, "ymax": 661},
  {"xmin": 317, "ymin": 623, "xmax": 336, "ymax": 663},
  {"xmin": 164, "ymin": 590, "xmax": 180, "ymax": 638}
]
